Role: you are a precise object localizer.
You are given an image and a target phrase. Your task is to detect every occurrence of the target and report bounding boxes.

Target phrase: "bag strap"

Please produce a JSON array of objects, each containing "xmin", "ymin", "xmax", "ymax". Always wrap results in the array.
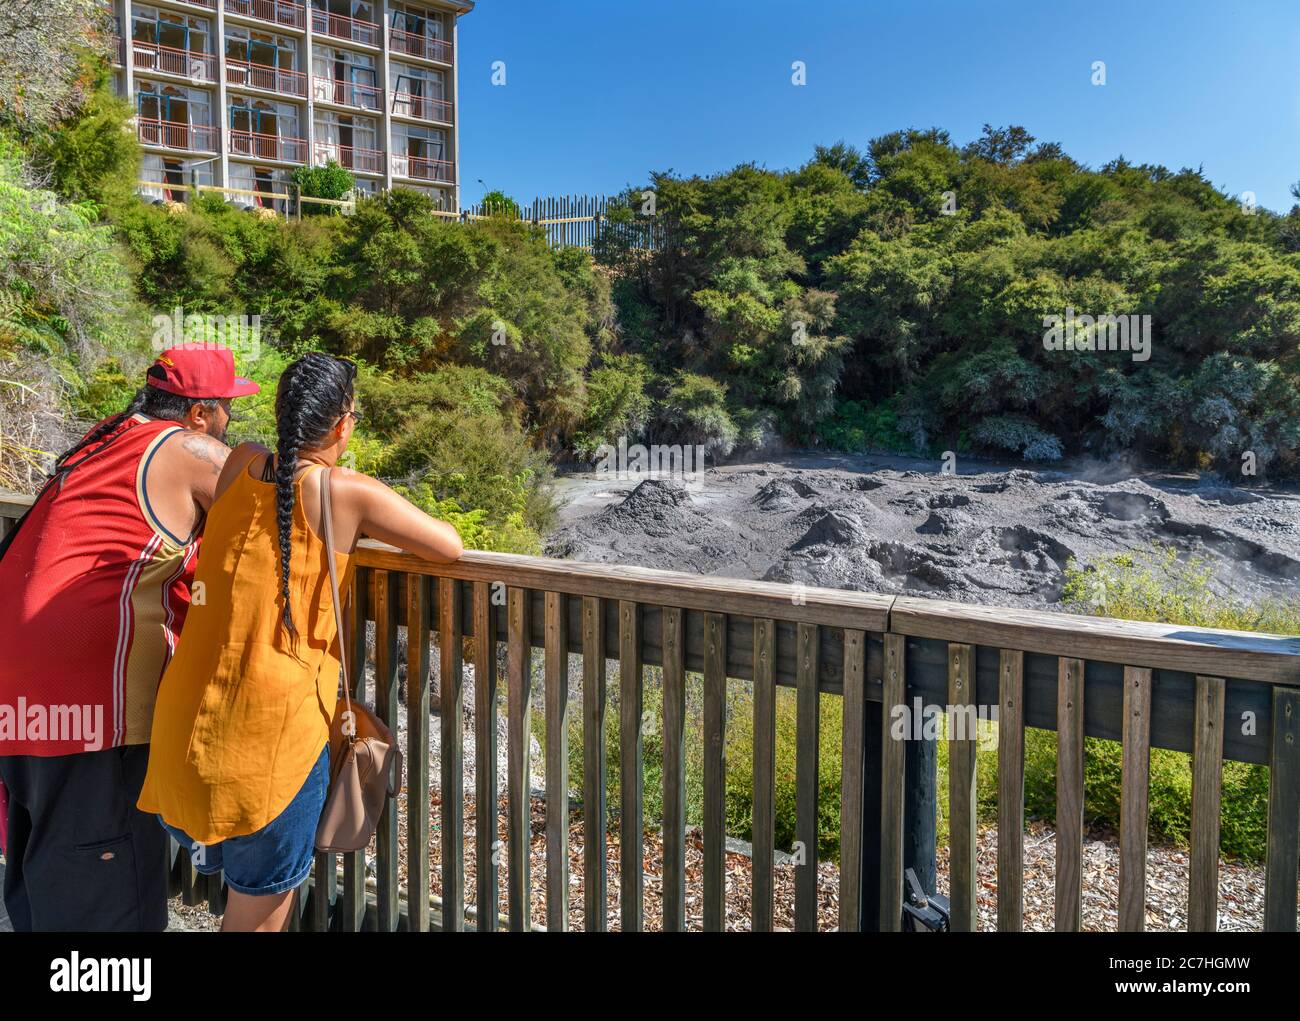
[{"xmin": 318, "ymin": 465, "xmax": 355, "ymax": 743}]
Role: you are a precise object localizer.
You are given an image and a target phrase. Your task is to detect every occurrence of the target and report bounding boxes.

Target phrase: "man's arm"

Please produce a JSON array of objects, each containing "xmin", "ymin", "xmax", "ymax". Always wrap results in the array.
[{"xmin": 177, "ymin": 431, "xmax": 232, "ymax": 511}]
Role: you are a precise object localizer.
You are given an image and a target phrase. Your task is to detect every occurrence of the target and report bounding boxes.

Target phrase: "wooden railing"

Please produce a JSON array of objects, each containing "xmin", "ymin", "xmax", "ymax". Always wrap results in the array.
[
  {"xmin": 137, "ymin": 117, "xmax": 219, "ymax": 153},
  {"xmin": 311, "ymin": 9, "xmax": 380, "ymax": 47},
  {"xmin": 314, "ymin": 142, "xmax": 385, "ymax": 175},
  {"xmin": 312, "ymin": 75, "xmax": 382, "ymax": 112},
  {"xmin": 224, "ymin": 0, "xmax": 306, "ymax": 30},
  {"xmin": 1, "ymin": 493, "xmax": 1297, "ymax": 932},
  {"xmin": 132, "ymin": 42, "xmax": 218, "ymax": 82},
  {"xmin": 389, "ymin": 26, "xmax": 452, "ymax": 64},
  {"xmin": 390, "ymin": 91, "xmax": 451, "ymax": 125},
  {"xmin": 228, "ymin": 128, "xmax": 307, "ymax": 163},
  {"xmin": 227, "ymin": 58, "xmax": 308, "ymax": 98},
  {"xmin": 393, "ymin": 153, "xmax": 454, "ymax": 184}
]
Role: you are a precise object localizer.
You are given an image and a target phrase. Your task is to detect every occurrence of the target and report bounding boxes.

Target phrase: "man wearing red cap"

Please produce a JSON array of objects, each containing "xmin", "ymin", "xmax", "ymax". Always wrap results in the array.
[{"xmin": 0, "ymin": 345, "xmax": 259, "ymax": 931}]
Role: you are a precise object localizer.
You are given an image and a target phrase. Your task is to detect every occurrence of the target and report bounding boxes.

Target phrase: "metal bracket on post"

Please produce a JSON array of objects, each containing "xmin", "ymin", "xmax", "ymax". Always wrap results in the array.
[{"xmin": 901, "ymin": 868, "xmax": 951, "ymax": 932}]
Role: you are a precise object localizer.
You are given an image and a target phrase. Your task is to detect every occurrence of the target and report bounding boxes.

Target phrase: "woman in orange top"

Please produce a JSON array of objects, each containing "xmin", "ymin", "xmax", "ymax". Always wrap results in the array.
[{"xmin": 138, "ymin": 353, "xmax": 462, "ymax": 932}]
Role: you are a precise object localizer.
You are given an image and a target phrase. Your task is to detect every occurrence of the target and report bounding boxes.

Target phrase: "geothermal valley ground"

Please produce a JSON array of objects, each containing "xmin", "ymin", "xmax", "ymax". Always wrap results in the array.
[{"xmin": 547, "ymin": 452, "xmax": 1300, "ymax": 612}]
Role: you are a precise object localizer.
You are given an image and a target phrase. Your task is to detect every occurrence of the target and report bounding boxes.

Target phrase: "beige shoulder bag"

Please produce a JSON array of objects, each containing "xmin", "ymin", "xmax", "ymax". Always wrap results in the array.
[{"xmin": 314, "ymin": 465, "xmax": 403, "ymax": 853}]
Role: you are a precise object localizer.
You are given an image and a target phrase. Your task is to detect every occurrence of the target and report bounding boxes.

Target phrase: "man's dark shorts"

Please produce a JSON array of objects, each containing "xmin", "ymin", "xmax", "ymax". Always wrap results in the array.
[{"xmin": 0, "ymin": 745, "xmax": 169, "ymax": 931}]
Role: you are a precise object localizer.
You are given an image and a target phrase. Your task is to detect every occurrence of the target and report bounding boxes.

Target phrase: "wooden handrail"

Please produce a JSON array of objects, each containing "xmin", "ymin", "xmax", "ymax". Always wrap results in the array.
[
  {"xmin": 4, "ymin": 488, "xmax": 1299, "ymax": 932},
  {"xmin": 2, "ymin": 491, "xmax": 1297, "ymax": 680}
]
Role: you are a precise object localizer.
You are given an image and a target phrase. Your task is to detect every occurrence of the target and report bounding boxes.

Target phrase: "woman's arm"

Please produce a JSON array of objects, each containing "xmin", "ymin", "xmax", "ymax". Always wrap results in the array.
[{"xmin": 339, "ymin": 470, "xmax": 463, "ymax": 563}]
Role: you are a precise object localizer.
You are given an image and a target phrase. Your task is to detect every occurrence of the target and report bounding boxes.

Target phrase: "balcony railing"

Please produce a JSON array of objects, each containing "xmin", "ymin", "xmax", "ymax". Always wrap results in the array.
[
  {"xmin": 314, "ymin": 142, "xmax": 384, "ymax": 175},
  {"xmin": 132, "ymin": 42, "xmax": 218, "ymax": 82},
  {"xmin": 108, "ymin": 33, "xmax": 125, "ymax": 66},
  {"xmin": 4, "ymin": 487, "xmax": 1297, "ymax": 935},
  {"xmin": 389, "ymin": 26, "xmax": 452, "ymax": 63},
  {"xmin": 312, "ymin": 75, "xmax": 381, "ymax": 112},
  {"xmin": 311, "ymin": 9, "xmax": 380, "ymax": 47},
  {"xmin": 392, "ymin": 153, "xmax": 454, "ymax": 184},
  {"xmin": 226, "ymin": 58, "xmax": 308, "ymax": 98},
  {"xmin": 228, "ymin": 128, "xmax": 307, "ymax": 163},
  {"xmin": 390, "ymin": 91, "xmax": 451, "ymax": 125},
  {"xmin": 136, "ymin": 117, "xmax": 218, "ymax": 153},
  {"xmin": 224, "ymin": 0, "xmax": 306, "ymax": 30}
]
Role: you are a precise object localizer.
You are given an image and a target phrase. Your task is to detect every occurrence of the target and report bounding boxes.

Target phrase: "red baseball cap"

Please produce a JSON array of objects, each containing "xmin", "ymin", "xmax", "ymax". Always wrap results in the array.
[{"xmin": 146, "ymin": 344, "xmax": 260, "ymax": 399}]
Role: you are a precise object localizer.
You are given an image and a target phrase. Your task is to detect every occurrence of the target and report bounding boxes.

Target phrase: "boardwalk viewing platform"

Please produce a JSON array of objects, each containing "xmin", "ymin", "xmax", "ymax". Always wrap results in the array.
[{"xmin": 2, "ymin": 491, "xmax": 1298, "ymax": 932}]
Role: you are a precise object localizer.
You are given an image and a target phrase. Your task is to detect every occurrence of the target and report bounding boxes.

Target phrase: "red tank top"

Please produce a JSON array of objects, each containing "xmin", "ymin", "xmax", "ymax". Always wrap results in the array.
[{"xmin": 0, "ymin": 415, "xmax": 201, "ymax": 756}]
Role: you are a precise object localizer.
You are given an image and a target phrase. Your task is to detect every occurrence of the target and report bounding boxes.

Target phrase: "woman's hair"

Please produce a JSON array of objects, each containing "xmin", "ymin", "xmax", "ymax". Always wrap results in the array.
[
  {"xmin": 274, "ymin": 353, "xmax": 356, "ymax": 633},
  {"xmin": 51, "ymin": 365, "xmax": 220, "ymax": 489}
]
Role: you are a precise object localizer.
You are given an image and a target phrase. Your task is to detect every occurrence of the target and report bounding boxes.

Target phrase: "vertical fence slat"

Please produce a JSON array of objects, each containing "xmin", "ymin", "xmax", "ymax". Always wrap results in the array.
[
  {"xmin": 794, "ymin": 622, "xmax": 820, "ymax": 932},
  {"xmin": 543, "ymin": 591, "xmax": 569, "ymax": 931},
  {"xmin": 997, "ymin": 649, "xmax": 1025, "ymax": 932},
  {"xmin": 1056, "ymin": 656, "xmax": 1085, "ymax": 932},
  {"xmin": 581, "ymin": 596, "xmax": 608, "ymax": 931},
  {"xmin": 439, "ymin": 577, "xmax": 465, "ymax": 931},
  {"xmin": 310, "ymin": 850, "xmax": 335, "ymax": 932},
  {"xmin": 751, "ymin": 618, "xmax": 776, "ymax": 932},
  {"xmin": 472, "ymin": 580, "xmax": 499, "ymax": 932},
  {"xmin": 879, "ymin": 632, "xmax": 906, "ymax": 932},
  {"xmin": 947, "ymin": 642, "xmax": 977, "ymax": 932},
  {"xmin": 1189, "ymin": 675, "xmax": 1225, "ymax": 932},
  {"xmin": 506, "ymin": 586, "xmax": 533, "ymax": 931},
  {"xmin": 179, "ymin": 849, "xmax": 199, "ymax": 906},
  {"xmin": 662, "ymin": 605, "xmax": 687, "ymax": 932},
  {"xmin": 374, "ymin": 570, "xmax": 400, "ymax": 932},
  {"xmin": 340, "ymin": 566, "xmax": 369, "ymax": 932},
  {"xmin": 1118, "ymin": 666, "xmax": 1152, "ymax": 932},
  {"xmin": 618, "ymin": 600, "xmax": 644, "ymax": 932},
  {"xmin": 1264, "ymin": 686, "xmax": 1300, "ymax": 932},
  {"xmin": 703, "ymin": 612, "xmax": 727, "ymax": 931},
  {"xmin": 406, "ymin": 574, "xmax": 432, "ymax": 933},
  {"xmin": 838, "ymin": 628, "xmax": 866, "ymax": 932}
]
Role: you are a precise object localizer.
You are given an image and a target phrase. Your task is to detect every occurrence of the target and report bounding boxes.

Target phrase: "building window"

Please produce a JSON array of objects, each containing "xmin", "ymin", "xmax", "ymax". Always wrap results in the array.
[
  {"xmin": 132, "ymin": 5, "xmax": 215, "ymax": 80},
  {"xmin": 229, "ymin": 98, "xmax": 302, "ymax": 161},
  {"xmin": 314, "ymin": 111, "xmax": 381, "ymax": 173},
  {"xmin": 312, "ymin": 46, "xmax": 379, "ymax": 110}
]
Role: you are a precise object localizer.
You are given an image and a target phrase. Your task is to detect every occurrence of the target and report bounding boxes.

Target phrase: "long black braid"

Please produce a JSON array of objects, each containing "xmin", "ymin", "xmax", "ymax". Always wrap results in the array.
[{"xmin": 272, "ymin": 354, "xmax": 356, "ymax": 635}]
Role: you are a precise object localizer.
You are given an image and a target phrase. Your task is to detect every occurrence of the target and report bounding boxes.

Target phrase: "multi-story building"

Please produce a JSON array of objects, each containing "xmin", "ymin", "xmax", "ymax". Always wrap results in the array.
[{"xmin": 105, "ymin": 0, "xmax": 471, "ymax": 211}]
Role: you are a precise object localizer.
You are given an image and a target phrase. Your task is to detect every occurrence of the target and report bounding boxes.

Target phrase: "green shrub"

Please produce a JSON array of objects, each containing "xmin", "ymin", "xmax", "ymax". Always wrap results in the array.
[
  {"xmin": 570, "ymin": 353, "xmax": 653, "ymax": 460},
  {"xmin": 816, "ymin": 397, "xmax": 912, "ymax": 453},
  {"xmin": 290, "ymin": 160, "xmax": 354, "ymax": 214}
]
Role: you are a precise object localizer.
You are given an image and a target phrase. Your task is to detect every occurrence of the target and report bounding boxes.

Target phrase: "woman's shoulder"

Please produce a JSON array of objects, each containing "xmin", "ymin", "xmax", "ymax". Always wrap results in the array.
[{"xmin": 214, "ymin": 442, "xmax": 272, "ymax": 498}]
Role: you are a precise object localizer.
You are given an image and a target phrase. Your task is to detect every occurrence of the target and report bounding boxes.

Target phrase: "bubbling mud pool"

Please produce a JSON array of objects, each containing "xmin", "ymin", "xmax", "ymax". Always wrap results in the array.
[{"xmin": 546, "ymin": 453, "xmax": 1300, "ymax": 611}]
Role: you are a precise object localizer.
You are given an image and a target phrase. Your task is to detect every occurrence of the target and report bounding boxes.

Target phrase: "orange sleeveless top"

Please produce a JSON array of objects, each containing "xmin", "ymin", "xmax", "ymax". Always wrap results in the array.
[{"xmin": 137, "ymin": 464, "xmax": 353, "ymax": 843}]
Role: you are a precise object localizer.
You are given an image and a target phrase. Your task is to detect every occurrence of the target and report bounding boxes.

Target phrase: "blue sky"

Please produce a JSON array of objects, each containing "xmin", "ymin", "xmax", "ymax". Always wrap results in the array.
[{"xmin": 455, "ymin": 0, "xmax": 1300, "ymax": 213}]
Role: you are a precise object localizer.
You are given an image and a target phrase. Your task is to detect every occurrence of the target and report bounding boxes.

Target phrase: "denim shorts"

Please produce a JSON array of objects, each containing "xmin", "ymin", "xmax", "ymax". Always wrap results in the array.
[{"xmin": 158, "ymin": 744, "xmax": 330, "ymax": 896}]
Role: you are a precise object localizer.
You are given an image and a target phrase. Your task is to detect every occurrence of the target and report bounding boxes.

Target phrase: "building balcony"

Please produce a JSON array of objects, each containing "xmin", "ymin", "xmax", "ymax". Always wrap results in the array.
[
  {"xmin": 312, "ymin": 76, "xmax": 381, "ymax": 112},
  {"xmin": 137, "ymin": 118, "xmax": 218, "ymax": 153},
  {"xmin": 224, "ymin": 0, "xmax": 307, "ymax": 31},
  {"xmin": 132, "ymin": 41, "xmax": 219, "ymax": 83},
  {"xmin": 311, "ymin": 9, "xmax": 380, "ymax": 47},
  {"xmin": 392, "ymin": 153, "xmax": 454, "ymax": 184},
  {"xmin": 108, "ymin": 33, "xmax": 125, "ymax": 67},
  {"xmin": 390, "ymin": 92, "xmax": 451, "ymax": 125},
  {"xmin": 226, "ymin": 58, "xmax": 308, "ymax": 98},
  {"xmin": 314, "ymin": 142, "xmax": 385, "ymax": 175},
  {"xmin": 388, "ymin": 26, "xmax": 452, "ymax": 64},
  {"xmin": 228, "ymin": 129, "xmax": 307, "ymax": 163}
]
